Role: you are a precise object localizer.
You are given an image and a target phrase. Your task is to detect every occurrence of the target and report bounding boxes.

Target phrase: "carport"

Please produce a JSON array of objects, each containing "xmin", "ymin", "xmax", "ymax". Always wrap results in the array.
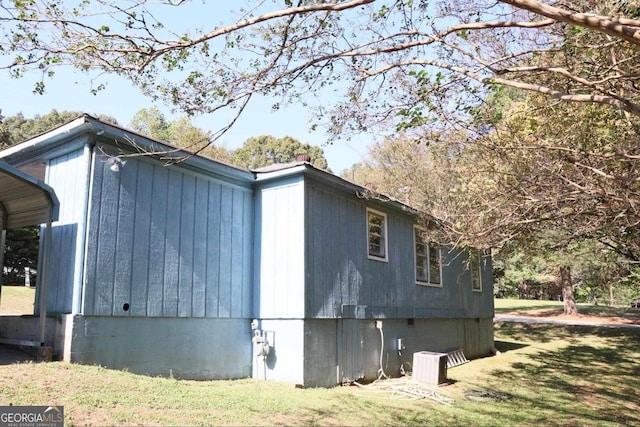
[{"xmin": 0, "ymin": 161, "xmax": 59, "ymax": 347}]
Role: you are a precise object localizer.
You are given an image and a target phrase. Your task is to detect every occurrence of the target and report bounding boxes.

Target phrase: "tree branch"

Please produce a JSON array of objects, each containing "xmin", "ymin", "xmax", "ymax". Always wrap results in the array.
[{"xmin": 500, "ymin": 0, "xmax": 640, "ymax": 45}]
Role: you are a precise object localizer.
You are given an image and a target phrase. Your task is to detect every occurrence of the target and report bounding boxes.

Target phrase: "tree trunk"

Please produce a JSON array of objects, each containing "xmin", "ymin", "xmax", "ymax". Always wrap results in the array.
[{"xmin": 560, "ymin": 265, "xmax": 578, "ymax": 315}]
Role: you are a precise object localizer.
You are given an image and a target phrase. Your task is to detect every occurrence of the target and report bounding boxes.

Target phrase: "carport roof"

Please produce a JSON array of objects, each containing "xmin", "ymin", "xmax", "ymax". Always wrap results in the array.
[{"xmin": 0, "ymin": 161, "xmax": 59, "ymax": 229}]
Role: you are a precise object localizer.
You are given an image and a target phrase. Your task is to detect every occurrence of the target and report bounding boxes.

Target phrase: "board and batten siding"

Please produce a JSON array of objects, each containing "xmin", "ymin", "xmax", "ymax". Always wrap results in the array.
[
  {"xmin": 40, "ymin": 146, "xmax": 92, "ymax": 314},
  {"xmin": 304, "ymin": 180, "xmax": 493, "ymax": 320},
  {"xmin": 253, "ymin": 175, "xmax": 305, "ymax": 319},
  {"xmin": 83, "ymin": 151, "xmax": 254, "ymax": 318}
]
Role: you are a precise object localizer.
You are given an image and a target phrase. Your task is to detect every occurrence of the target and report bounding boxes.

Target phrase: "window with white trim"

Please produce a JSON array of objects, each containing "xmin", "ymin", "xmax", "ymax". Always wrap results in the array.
[
  {"xmin": 367, "ymin": 208, "xmax": 388, "ymax": 261},
  {"xmin": 470, "ymin": 250, "xmax": 482, "ymax": 292},
  {"xmin": 414, "ymin": 226, "xmax": 441, "ymax": 286}
]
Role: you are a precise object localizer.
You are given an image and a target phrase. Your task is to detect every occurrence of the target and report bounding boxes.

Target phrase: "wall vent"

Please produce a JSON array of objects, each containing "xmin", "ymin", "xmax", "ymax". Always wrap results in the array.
[{"xmin": 412, "ymin": 351, "xmax": 448, "ymax": 385}]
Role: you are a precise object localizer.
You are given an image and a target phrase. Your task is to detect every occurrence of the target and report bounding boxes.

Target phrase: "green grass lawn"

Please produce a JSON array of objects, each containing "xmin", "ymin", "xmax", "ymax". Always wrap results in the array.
[
  {"xmin": 0, "ymin": 285, "xmax": 35, "ymax": 315},
  {"xmin": 495, "ymin": 297, "xmax": 640, "ymax": 320},
  {"xmin": 1, "ymin": 319, "xmax": 638, "ymax": 426}
]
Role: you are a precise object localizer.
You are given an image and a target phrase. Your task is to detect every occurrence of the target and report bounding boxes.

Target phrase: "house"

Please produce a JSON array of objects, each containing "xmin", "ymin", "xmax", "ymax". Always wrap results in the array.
[{"xmin": 0, "ymin": 114, "xmax": 494, "ymax": 387}]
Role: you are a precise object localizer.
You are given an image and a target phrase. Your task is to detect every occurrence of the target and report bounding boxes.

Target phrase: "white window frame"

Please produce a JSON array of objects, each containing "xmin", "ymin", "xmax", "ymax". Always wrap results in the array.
[
  {"xmin": 367, "ymin": 208, "xmax": 388, "ymax": 262},
  {"xmin": 470, "ymin": 250, "xmax": 482, "ymax": 292},
  {"xmin": 414, "ymin": 226, "xmax": 442, "ymax": 287}
]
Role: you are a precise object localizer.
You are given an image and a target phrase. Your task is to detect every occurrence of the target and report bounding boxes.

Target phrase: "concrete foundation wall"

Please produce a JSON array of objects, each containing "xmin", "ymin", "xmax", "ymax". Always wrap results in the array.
[
  {"xmin": 355, "ymin": 317, "xmax": 494, "ymax": 381},
  {"xmin": 301, "ymin": 317, "xmax": 494, "ymax": 387},
  {"xmin": 252, "ymin": 319, "xmax": 304, "ymax": 385},
  {"xmin": 303, "ymin": 320, "xmax": 339, "ymax": 387},
  {"xmin": 67, "ymin": 316, "xmax": 253, "ymax": 380},
  {"xmin": 0, "ymin": 315, "xmax": 61, "ymax": 347},
  {"xmin": 1, "ymin": 314, "xmax": 493, "ymax": 387}
]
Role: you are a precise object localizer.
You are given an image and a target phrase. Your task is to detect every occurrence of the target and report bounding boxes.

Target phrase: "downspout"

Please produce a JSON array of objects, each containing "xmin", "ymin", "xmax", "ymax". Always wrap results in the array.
[{"xmin": 38, "ymin": 207, "xmax": 53, "ymax": 346}]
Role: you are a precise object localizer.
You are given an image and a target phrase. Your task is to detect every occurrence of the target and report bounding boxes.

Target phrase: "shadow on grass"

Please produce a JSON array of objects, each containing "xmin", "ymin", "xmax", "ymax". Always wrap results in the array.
[
  {"xmin": 483, "ymin": 322, "xmax": 640, "ymax": 426},
  {"xmin": 580, "ymin": 305, "xmax": 640, "ymax": 320},
  {"xmin": 494, "ymin": 304, "xmax": 561, "ymax": 313},
  {"xmin": 493, "ymin": 340, "xmax": 528, "ymax": 353},
  {"xmin": 496, "ymin": 321, "xmax": 640, "ymax": 343},
  {"xmin": 495, "ymin": 300, "xmax": 640, "ymax": 321},
  {"xmin": 494, "ymin": 322, "xmax": 565, "ymax": 343}
]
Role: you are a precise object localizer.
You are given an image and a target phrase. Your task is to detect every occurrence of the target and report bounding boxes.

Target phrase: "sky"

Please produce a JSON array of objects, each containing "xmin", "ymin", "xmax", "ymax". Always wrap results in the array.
[
  {"xmin": 1, "ymin": 66, "xmax": 370, "ymax": 174},
  {"xmin": 0, "ymin": 1, "xmax": 382, "ymax": 173}
]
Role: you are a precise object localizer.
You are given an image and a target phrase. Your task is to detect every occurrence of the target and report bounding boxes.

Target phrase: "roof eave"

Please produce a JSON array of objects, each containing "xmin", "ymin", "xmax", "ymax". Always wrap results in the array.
[
  {"xmin": 87, "ymin": 118, "xmax": 255, "ymax": 188},
  {"xmin": 0, "ymin": 161, "xmax": 59, "ymax": 228},
  {"xmin": 0, "ymin": 114, "xmax": 255, "ymax": 189},
  {"xmin": 0, "ymin": 115, "xmax": 93, "ymax": 166},
  {"xmin": 254, "ymin": 162, "xmax": 417, "ymax": 215}
]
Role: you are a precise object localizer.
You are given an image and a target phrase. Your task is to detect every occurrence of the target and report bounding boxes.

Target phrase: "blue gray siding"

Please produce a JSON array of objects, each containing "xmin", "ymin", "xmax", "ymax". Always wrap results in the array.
[
  {"xmin": 254, "ymin": 175, "xmax": 305, "ymax": 319},
  {"xmin": 83, "ymin": 150, "xmax": 254, "ymax": 318},
  {"xmin": 304, "ymin": 179, "xmax": 493, "ymax": 320},
  {"xmin": 41, "ymin": 146, "xmax": 92, "ymax": 314}
]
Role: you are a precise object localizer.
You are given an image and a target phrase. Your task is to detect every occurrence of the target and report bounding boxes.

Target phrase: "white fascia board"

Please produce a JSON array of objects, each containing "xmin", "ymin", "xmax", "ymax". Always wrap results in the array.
[
  {"xmin": 253, "ymin": 164, "xmax": 308, "ymax": 182},
  {"xmin": 0, "ymin": 116, "xmax": 93, "ymax": 164}
]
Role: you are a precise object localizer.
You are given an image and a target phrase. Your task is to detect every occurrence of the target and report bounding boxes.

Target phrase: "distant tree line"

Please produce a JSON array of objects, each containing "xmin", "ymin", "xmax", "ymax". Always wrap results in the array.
[{"xmin": 128, "ymin": 107, "xmax": 329, "ymax": 171}]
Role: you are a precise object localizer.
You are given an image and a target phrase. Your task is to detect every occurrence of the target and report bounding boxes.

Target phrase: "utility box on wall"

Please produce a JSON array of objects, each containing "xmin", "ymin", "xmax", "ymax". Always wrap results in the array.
[{"xmin": 412, "ymin": 351, "xmax": 448, "ymax": 385}]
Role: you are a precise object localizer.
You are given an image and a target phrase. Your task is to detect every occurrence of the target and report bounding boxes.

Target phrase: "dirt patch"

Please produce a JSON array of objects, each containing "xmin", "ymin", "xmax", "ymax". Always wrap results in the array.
[{"xmin": 500, "ymin": 309, "xmax": 640, "ymax": 325}]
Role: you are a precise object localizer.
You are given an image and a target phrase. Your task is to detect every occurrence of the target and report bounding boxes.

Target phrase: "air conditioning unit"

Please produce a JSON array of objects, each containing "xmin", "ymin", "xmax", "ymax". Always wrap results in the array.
[{"xmin": 412, "ymin": 351, "xmax": 448, "ymax": 385}]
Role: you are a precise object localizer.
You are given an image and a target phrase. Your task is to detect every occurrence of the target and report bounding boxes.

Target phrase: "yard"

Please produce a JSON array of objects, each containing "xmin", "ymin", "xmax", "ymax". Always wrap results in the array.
[
  {"xmin": 0, "ymin": 285, "xmax": 35, "ymax": 315},
  {"xmin": 495, "ymin": 297, "xmax": 640, "ymax": 325},
  {"xmin": 0, "ymin": 298, "xmax": 638, "ymax": 426}
]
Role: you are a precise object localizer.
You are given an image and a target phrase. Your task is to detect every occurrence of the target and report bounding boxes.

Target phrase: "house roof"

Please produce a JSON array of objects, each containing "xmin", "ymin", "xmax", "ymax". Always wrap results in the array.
[
  {"xmin": 0, "ymin": 161, "xmax": 59, "ymax": 229},
  {"xmin": 0, "ymin": 113, "xmax": 419, "ymax": 217},
  {"xmin": 0, "ymin": 114, "xmax": 255, "ymax": 189},
  {"xmin": 252, "ymin": 159, "xmax": 419, "ymax": 216},
  {"xmin": 251, "ymin": 160, "xmax": 308, "ymax": 173}
]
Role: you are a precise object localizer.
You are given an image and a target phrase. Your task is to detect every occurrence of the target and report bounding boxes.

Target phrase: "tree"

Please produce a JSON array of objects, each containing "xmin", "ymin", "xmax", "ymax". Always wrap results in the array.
[
  {"xmin": 129, "ymin": 107, "xmax": 233, "ymax": 163},
  {"xmin": 232, "ymin": 135, "xmax": 329, "ymax": 170},
  {"xmin": 492, "ymin": 246, "xmax": 558, "ymax": 300},
  {"xmin": 450, "ymin": 93, "xmax": 640, "ymax": 314},
  {"xmin": 1, "ymin": 1, "xmax": 640, "ymax": 149},
  {"xmin": 465, "ymin": 91, "xmax": 640, "ymax": 259},
  {"xmin": 129, "ymin": 107, "xmax": 171, "ymax": 142},
  {"xmin": 0, "ymin": 109, "xmax": 118, "ymax": 148},
  {"xmin": 493, "ymin": 239, "xmax": 639, "ymax": 305},
  {"xmin": 1, "ymin": 109, "xmax": 80, "ymax": 147},
  {"xmin": 0, "ymin": 111, "xmax": 11, "ymax": 147},
  {"xmin": 2, "ymin": 227, "xmax": 39, "ymax": 286},
  {"xmin": 346, "ymin": 87, "xmax": 640, "ymax": 314},
  {"xmin": 340, "ymin": 161, "xmax": 384, "ymax": 186}
]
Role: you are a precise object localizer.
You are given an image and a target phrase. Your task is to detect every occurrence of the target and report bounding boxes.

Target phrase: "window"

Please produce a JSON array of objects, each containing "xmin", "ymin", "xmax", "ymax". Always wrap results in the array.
[
  {"xmin": 367, "ymin": 208, "xmax": 388, "ymax": 261},
  {"xmin": 470, "ymin": 250, "xmax": 482, "ymax": 292},
  {"xmin": 414, "ymin": 226, "xmax": 441, "ymax": 286}
]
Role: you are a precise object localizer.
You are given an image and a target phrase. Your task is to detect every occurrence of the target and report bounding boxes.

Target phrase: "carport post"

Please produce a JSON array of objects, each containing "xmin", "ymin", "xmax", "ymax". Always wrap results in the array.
[{"xmin": 38, "ymin": 210, "xmax": 52, "ymax": 346}]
